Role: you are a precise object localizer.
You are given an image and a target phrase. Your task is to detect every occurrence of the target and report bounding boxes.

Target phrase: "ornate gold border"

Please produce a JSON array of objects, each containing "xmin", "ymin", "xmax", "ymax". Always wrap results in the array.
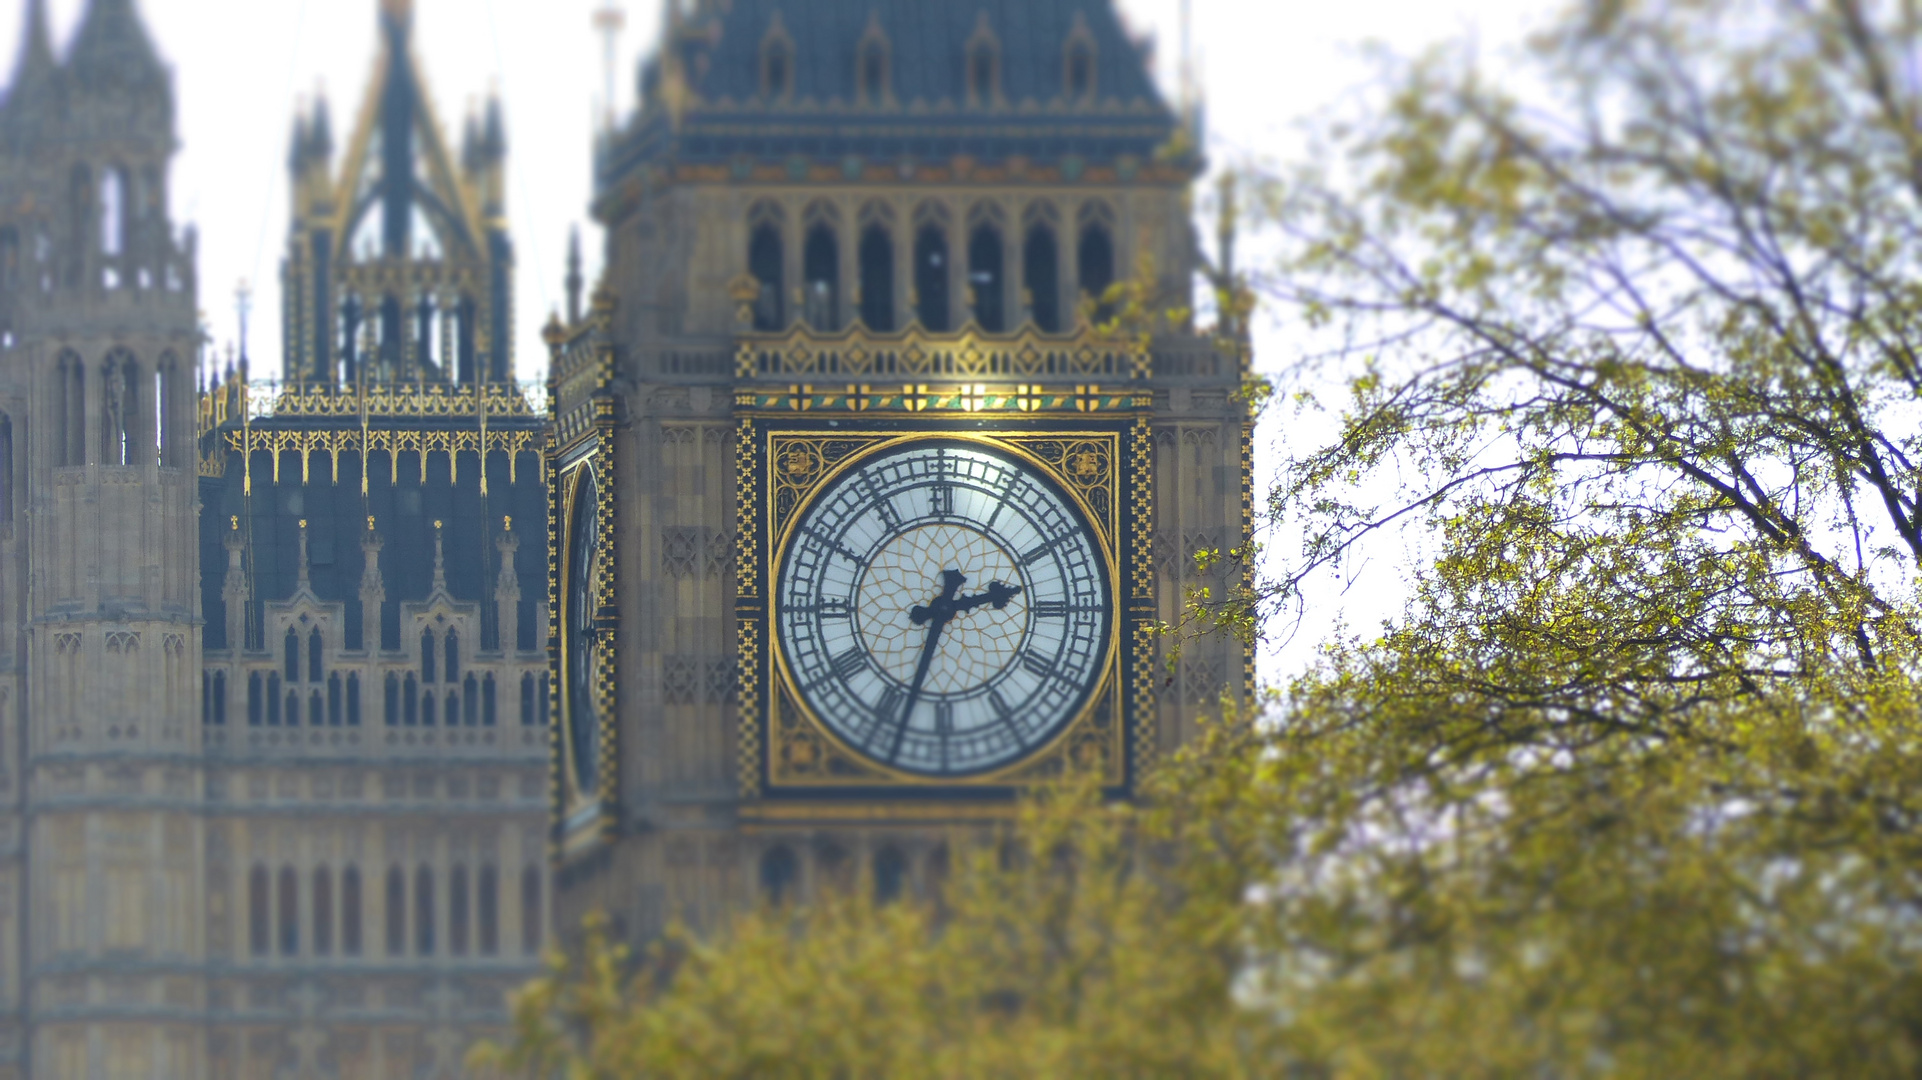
[
  {"xmin": 756, "ymin": 430, "xmax": 1132, "ymax": 790},
  {"xmin": 555, "ymin": 437, "xmax": 619, "ymax": 851}
]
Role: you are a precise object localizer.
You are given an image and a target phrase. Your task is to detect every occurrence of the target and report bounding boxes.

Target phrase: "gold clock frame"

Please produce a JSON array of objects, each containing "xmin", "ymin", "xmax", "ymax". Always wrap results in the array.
[
  {"xmin": 554, "ymin": 442, "xmax": 619, "ymax": 849},
  {"xmin": 738, "ymin": 421, "xmax": 1156, "ymax": 799}
]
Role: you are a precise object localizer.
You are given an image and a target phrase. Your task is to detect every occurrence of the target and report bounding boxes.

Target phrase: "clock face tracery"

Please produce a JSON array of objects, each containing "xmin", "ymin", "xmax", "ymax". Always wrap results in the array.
[{"xmin": 775, "ymin": 440, "xmax": 1114, "ymax": 778}]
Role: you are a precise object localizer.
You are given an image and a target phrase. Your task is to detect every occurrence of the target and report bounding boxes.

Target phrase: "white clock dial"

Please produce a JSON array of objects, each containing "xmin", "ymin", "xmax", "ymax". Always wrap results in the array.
[{"xmin": 776, "ymin": 441, "xmax": 1112, "ymax": 777}]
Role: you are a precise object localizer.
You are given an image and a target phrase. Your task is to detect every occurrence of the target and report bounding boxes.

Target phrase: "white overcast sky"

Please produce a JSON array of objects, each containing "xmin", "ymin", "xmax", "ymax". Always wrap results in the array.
[{"xmin": 0, "ymin": 0, "xmax": 1543, "ymax": 677}]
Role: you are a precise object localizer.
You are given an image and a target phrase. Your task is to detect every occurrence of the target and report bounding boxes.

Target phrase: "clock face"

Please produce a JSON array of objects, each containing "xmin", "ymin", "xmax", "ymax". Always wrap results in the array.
[
  {"xmin": 776, "ymin": 440, "xmax": 1113, "ymax": 777},
  {"xmin": 563, "ymin": 466, "xmax": 601, "ymax": 798}
]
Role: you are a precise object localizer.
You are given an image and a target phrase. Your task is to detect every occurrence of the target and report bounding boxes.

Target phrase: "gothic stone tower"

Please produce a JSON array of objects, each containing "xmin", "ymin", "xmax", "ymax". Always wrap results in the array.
[
  {"xmin": 0, "ymin": 0, "xmax": 206, "ymax": 1075},
  {"xmin": 551, "ymin": 0, "xmax": 1250, "ymax": 942},
  {"xmin": 193, "ymin": 1, "xmax": 549, "ymax": 1074}
]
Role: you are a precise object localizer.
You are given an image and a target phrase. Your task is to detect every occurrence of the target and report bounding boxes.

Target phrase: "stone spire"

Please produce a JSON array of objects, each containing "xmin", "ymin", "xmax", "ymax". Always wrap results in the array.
[
  {"xmin": 359, "ymin": 516, "xmax": 385, "ymax": 652},
  {"xmin": 565, "ymin": 228, "xmax": 584, "ymax": 325},
  {"xmin": 8, "ymin": 0, "xmax": 55, "ymax": 95},
  {"xmin": 494, "ymin": 516, "xmax": 521, "ymax": 650},
  {"xmin": 295, "ymin": 518, "xmax": 313, "ymax": 593},
  {"xmin": 222, "ymin": 516, "xmax": 250, "ymax": 651},
  {"xmin": 430, "ymin": 519, "xmax": 449, "ymax": 596},
  {"xmin": 68, "ymin": 0, "xmax": 168, "ymax": 98}
]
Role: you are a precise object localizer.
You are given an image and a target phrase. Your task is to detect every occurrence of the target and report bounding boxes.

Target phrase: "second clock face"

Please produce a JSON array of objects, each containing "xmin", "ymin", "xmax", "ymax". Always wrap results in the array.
[{"xmin": 776, "ymin": 440, "xmax": 1113, "ymax": 777}]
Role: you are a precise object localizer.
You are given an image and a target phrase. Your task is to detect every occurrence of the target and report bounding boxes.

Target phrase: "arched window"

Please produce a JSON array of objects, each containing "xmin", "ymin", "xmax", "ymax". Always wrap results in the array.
[
  {"xmin": 155, "ymin": 353, "xmax": 180, "ymax": 464},
  {"xmin": 968, "ymin": 223, "xmax": 1006, "ymax": 332},
  {"xmin": 748, "ymin": 222, "xmax": 784, "ymax": 331},
  {"xmin": 874, "ymin": 847, "xmax": 908, "ymax": 904},
  {"xmin": 102, "ymin": 351, "xmax": 138, "ymax": 466},
  {"xmin": 267, "ymin": 673, "xmax": 282, "ymax": 725},
  {"xmin": 521, "ymin": 673, "xmax": 536, "ymax": 725},
  {"xmin": 858, "ymin": 225, "xmax": 894, "ymax": 331},
  {"xmin": 520, "ymin": 865, "xmax": 543, "ymax": 955},
  {"xmin": 760, "ymin": 846, "xmax": 798, "ymax": 905},
  {"xmin": 445, "ymin": 630, "xmax": 460, "ymax": 683},
  {"xmin": 249, "ymin": 672, "xmax": 263, "ymax": 726},
  {"xmin": 384, "ymin": 672, "xmax": 399, "ymax": 726},
  {"xmin": 286, "ymin": 690, "xmax": 300, "ymax": 727},
  {"xmin": 347, "ymin": 672, "xmax": 361, "ymax": 726},
  {"xmin": 404, "ymin": 673, "xmax": 419, "ymax": 725},
  {"xmin": 99, "ymin": 167, "xmax": 124, "ymax": 258},
  {"xmin": 483, "ymin": 673, "xmax": 497, "ymax": 726},
  {"xmin": 284, "ymin": 629, "xmax": 300, "ymax": 682},
  {"xmin": 1024, "ymin": 223, "xmax": 1061, "ymax": 333},
  {"xmin": 328, "ymin": 672, "xmax": 342, "ymax": 726},
  {"xmin": 309, "ymin": 627, "xmax": 324, "ymax": 682},
  {"xmin": 312, "ymin": 865, "xmax": 334, "ymax": 956},
  {"xmin": 415, "ymin": 866, "xmax": 436, "ymax": 955},
  {"xmin": 967, "ymin": 31, "xmax": 1000, "ymax": 106},
  {"xmin": 57, "ymin": 351, "xmax": 84, "ymax": 466},
  {"xmin": 420, "ymin": 630, "xmax": 436, "ymax": 683},
  {"xmin": 449, "ymin": 864, "xmax": 470, "ymax": 957},
  {"xmin": 858, "ymin": 37, "xmax": 889, "ymax": 105},
  {"xmin": 1066, "ymin": 41, "xmax": 1096, "ymax": 102},
  {"xmin": 278, "ymin": 866, "xmax": 299, "ymax": 956},
  {"xmin": 422, "ymin": 692, "xmax": 437, "ymax": 728},
  {"xmin": 464, "ymin": 674, "xmax": 480, "ymax": 725},
  {"xmin": 308, "ymin": 690, "xmax": 322, "ymax": 728},
  {"xmin": 1078, "ymin": 219, "xmax": 1116, "ymax": 323},
  {"xmin": 384, "ymin": 866, "xmax": 406, "ymax": 956},
  {"xmin": 248, "ymin": 865, "xmax": 270, "ymax": 956},
  {"xmin": 0, "ymin": 413, "xmax": 14, "ymax": 525},
  {"xmin": 802, "ymin": 223, "xmax": 839, "ymax": 330},
  {"xmin": 67, "ymin": 163, "xmax": 91, "ymax": 289},
  {"xmin": 762, "ymin": 34, "xmax": 794, "ymax": 102},
  {"xmin": 914, "ymin": 225, "xmax": 950, "ymax": 331},
  {"xmin": 342, "ymin": 865, "xmax": 363, "ymax": 956},
  {"xmin": 213, "ymin": 670, "xmax": 227, "ymax": 725},
  {"xmin": 478, "ymin": 865, "xmax": 500, "ymax": 956}
]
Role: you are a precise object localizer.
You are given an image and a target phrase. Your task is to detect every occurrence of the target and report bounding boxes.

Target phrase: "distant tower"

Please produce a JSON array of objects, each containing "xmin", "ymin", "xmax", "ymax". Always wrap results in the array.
[
  {"xmin": 0, "ymin": 0, "xmax": 206, "ymax": 1074},
  {"xmin": 196, "ymin": 1, "xmax": 550, "ymax": 1073}
]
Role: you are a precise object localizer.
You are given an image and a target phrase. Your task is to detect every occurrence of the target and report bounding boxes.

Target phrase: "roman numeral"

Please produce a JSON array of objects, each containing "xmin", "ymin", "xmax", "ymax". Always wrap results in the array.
[
  {"xmin": 859, "ymin": 471, "xmax": 901, "ymax": 528},
  {"xmin": 875, "ymin": 685, "xmax": 905, "ymax": 725},
  {"xmin": 1022, "ymin": 535, "xmax": 1067, "ymax": 566},
  {"xmin": 1021, "ymin": 650, "xmax": 1054, "ymax": 679},
  {"xmin": 930, "ymin": 482, "xmax": 954, "ymax": 518},
  {"xmin": 934, "ymin": 701, "xmax": 953, "ymax": 735},
  {"xmin": 1033, "ymin": 600, "xmax": 1068, "ymax": 618},
  {"xmin": 818, "ymin": 598, "xmax": 851, "ymax": 619},
  {"xmin": 831, "ymin": 647, "xmax": 868, "ymax": 681}
]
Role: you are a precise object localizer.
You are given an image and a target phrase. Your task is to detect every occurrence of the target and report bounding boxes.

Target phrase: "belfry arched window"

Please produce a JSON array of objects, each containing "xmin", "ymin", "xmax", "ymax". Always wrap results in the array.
[
  {"xmin": 748, "ymin": 206, "xmax": 785, "ymax": 330},
  {"xmin": 803, "ymin": 221, "xmax": 840, "ymax": 331},
  {"xmin": 101, "ymin": 350, "xmax": 138, "ymax": 466},
  {"xmin": 913, "ymin": 221, "xmax": 951, "ymax": 331},
  {"xmin": 1024, "ymin": 219, "xmax": 1062, "ymax": 332},
  {"xmin": 858, "ymin": 223, "xmax": 894, "ymax": 331},
  {"xmin": 968, "ymin": 218, "xmax": 1007, "ymax": 332},
  {"xmin": 1077, "ymin": 210, "xmax": 1117, "ymax": 324}
]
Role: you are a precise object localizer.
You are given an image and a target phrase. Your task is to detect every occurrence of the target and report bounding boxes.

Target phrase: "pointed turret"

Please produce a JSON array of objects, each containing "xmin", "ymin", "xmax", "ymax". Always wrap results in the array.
[
  {"xmin": 1, "ymin": 0, "xmax": 61, "ymax": 144},
  {"xmin": 565, "ymin": 228, "xmax": 584, "ymax": 325},
  {"xmin": 68, "ymin": 0, "xmax": 169, "ymax": 101}
]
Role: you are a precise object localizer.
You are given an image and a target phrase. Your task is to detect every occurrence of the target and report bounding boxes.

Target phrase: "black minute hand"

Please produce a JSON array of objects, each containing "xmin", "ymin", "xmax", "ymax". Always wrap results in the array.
[{"xmin": 891, "ymin": 571, "xmax": 1024, "ymax": 763}]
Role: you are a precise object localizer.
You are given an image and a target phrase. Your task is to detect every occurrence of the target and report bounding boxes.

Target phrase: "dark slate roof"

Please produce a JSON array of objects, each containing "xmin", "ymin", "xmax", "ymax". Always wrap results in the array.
[
  {"xmin": 198, "ymin": 446, "xmax": 549, "ymax": 655},
  {"xmin": 602, "ymin": 0, "xmax": 1184, "ymax": 186},
  {"xmin": 688, "ymin": 0, "xmax": 1163, "ymax": 107}
]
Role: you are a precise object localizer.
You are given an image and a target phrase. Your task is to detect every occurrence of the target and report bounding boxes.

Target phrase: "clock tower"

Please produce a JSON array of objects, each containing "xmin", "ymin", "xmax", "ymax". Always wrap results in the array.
[{"xmin": 549, "ymin": 0, "xmax": 1249, "ymax": 939}]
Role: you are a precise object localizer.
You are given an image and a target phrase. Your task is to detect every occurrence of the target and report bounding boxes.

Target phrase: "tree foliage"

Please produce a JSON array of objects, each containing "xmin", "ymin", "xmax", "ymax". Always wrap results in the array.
[{"xmin": 481, "ymin": 2, "xmax": 1922, "ymax": 1075}]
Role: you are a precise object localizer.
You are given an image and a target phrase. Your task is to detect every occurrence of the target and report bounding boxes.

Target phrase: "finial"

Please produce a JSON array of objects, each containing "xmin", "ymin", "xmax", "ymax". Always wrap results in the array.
[
  {"xmin": 503, "ymin": 515, "xmax": 513, "ymax": 532},
  {"xmin": 297, "ymin": 519, "xmax": 312, "ymax": 588},
  {"xmin": 367, "ymin": 515, "xmax": 376, "ymax": 531},
  {"xmin": 432, "ymin": 520, "xmax": 447, "ymax": 591},
  {"xmin": 230, "ymin": 515, "xmax": 239, "ymax": 531}
]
